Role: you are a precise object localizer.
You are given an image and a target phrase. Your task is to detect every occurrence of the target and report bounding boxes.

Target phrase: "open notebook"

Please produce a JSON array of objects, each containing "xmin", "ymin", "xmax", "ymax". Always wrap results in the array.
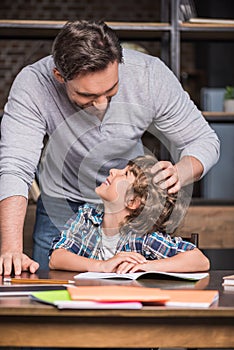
[{"xmin": 74, "ymin": 271, "xmax": 209, "ymax": 281}]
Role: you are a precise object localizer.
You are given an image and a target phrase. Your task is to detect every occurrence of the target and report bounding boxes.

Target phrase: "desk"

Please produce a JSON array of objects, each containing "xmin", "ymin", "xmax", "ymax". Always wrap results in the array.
[{"xmin": 0, "ymin": 270, "xmax": 233, "ymax": 348}]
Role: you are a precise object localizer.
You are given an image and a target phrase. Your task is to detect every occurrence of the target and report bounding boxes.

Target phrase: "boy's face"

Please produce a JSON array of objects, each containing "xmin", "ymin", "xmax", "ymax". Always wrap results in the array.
[{"xmin": 95, "ymin": 166, "xmax": 135, "ymax": 206}]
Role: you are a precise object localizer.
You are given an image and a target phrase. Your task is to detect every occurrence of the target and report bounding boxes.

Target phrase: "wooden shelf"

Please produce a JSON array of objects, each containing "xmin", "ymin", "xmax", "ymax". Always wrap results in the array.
[
  {"xmin": 191, "ymin": 197, "xmax": 234, "ymax": 206},
  {"xmin": 0, "ymin": 20, "xmax": 171, "ymax": 40},
  {"xmin": 179, "ymin": 21, "xmax": 234, "ymax": 40},
  {"xmin": 202, "ymin": 111, "xmax": 234, "ymax": 122},
  {"xmin": 180, "ymin": 21, "xmax": 234, "ymax": 29}
]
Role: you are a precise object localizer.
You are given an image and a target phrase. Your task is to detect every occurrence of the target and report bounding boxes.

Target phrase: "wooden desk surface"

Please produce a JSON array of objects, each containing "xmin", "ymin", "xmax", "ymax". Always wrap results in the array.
[{"xmin": 0, "ymin": 270, "xmax": 233, "ymax": 348}]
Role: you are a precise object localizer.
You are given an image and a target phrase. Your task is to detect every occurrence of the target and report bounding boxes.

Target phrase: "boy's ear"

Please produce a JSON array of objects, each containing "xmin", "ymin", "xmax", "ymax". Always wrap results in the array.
[
  {"xmin": 53, "ymin": 68, "xmax": 65, "ymax": 83},
  {"xmin": 126, "ymin": 197, "xmax": 141, "ymax": 210}
]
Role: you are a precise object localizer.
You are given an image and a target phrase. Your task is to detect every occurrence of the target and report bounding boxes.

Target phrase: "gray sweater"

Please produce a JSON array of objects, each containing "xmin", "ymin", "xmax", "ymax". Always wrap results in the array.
[{"xmin": 0, "ymin": 49, "xmax": 220, "ymax": 202}]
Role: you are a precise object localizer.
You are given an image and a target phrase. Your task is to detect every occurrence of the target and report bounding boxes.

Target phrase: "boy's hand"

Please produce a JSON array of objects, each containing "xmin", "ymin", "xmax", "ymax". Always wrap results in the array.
[
  {"xmin": 95, "ymin": 252, "xmax": 146, "ymax": 273},
  {"xmin": 116, "ymin": 260, "xmax": 155, "ymax": 274}
]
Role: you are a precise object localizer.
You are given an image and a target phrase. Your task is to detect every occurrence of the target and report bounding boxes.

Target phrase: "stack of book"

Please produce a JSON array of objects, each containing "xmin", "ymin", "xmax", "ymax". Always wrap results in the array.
[
  {"xmin": 2, "ymin": 271, "xmax": 219, "ymax": 309},
  {"xmin": 179, "ymin": 0, "xmax": 234, "ymax": 25},
  {"xmin": 222, "ymin": 274, "xmax": 234, "ymax": 291},
  {"xmin": 29, "ymin": 271, "xmax": 218, "ymax": 310}
]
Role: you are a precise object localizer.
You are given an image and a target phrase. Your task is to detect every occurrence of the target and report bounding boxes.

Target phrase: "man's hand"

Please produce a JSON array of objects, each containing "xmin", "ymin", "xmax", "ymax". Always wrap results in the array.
[
  {"xmin": 151, "ymin": 156, "xmax": 204, "ymax": 194},
  {"xmin": 151, "ymin": 160, "xmax": 181, "ymax": 194},
  {"xmin": 95, "ymin": 252, "xmax": 146, "ymax": 273},
  {"xmin": 0, "ymin": 196, "xmax": 38, "ymax": 275},
  {"xmin": 0, "ymin": 252, "xmax": 39, "ymax": 276}
]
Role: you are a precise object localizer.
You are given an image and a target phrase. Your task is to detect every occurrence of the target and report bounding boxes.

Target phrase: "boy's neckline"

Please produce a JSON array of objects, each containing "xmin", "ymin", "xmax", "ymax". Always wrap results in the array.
[
  {"xmin": 101, "ymin": 229, "xmax": 120, "ymax": 239},
  {"xmin": 101, "ymin": 225, "xmax": 120, "ymax": 237}
]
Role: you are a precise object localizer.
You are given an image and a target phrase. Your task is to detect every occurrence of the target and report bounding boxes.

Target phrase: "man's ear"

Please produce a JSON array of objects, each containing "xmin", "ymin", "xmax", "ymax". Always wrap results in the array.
[
  {"xmin": 53, "ymin": 68, "xmax": 65, "ymax": 83},
  {"xmin": 126, "ymin": 197, "xmax": 141, "ymax": 210}
]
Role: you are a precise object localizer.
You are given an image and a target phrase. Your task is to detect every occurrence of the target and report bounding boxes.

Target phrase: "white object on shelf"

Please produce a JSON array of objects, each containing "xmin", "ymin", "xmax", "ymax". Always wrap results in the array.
[{"xmin": 224, "ymin": 99, "xmax": 234, "ymax": 113}]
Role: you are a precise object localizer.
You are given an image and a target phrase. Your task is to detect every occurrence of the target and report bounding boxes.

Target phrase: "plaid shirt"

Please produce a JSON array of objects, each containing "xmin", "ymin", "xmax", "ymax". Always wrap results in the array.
[{"xmin": 50, "ymin": 204, "xmax": 195, "ymax": 260}]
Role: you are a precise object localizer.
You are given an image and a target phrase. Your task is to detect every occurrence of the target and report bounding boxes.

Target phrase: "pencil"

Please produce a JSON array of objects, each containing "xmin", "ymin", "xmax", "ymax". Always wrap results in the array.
[{"xmin": 3, "ymin": 278, "xmax": 75, "ymax": 285}]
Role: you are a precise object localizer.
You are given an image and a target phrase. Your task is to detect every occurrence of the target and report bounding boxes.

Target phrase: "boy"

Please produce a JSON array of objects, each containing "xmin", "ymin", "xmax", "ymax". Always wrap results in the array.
[{"xmin": 49, "ymin": 155, "xmax": 209, "ymax": 273}]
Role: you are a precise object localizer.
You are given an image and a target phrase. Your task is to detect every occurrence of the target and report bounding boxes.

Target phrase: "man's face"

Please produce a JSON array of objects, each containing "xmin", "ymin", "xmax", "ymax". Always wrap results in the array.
[{"xmin": 54, "ymin": 61, "xmax": 119, "ymax": 119}]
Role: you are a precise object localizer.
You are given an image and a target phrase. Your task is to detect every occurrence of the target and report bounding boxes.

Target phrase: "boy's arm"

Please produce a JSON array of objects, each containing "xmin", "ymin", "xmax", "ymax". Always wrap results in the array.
[
  {"xmin": 49, "ymin": 248, "xmax": 100, "ymax": 271},
  {"xmin": 117, "ymin": 248, "xmax": 210, "ymax": 274},
  {"xmin": 49, "ymin": 248, "xmax": 146, "ymax": 272}
]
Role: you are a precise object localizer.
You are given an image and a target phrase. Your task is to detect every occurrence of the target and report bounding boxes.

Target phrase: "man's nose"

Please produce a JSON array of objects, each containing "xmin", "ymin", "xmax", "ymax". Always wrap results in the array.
[{"xmin": 93, "ymin": 95, "xmax": 108, "ymax": 110}]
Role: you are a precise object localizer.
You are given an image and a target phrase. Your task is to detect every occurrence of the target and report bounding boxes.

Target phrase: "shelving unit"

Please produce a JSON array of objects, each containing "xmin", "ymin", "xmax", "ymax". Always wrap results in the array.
[
  {"xmin": 167, "ymin": 0, "xmax": 234, "ymax": 78},
  {"xmin": 0, "ymin": 1, "xmax": 233, "ymax": 253},
  {"xmin": 1, "ymin": 1, "xmax": 234, "ymax": 76},
  {"xmin": 1, "ymin": 0, "xmax": 234, "ymax": 197},
  {"xmin": 1, "ymin": 1, "xmax": 234, "ymax": 164}
]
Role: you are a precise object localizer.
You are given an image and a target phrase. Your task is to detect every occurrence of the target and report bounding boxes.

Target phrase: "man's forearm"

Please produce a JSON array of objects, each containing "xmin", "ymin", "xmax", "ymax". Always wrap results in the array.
[
  {"xmin": 176, "ymin": 155, "xmax": 204, "ymax": 188},
  {"xmin": 0, "ymin": 196, "xmax": 28, "ymax": 253}
]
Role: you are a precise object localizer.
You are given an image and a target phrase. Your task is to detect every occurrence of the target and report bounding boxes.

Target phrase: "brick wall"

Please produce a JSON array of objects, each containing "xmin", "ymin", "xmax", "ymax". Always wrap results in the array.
[
  {"xmin": 0, "ymin": 0, "xmax": 196, "ymax": 109},
  {"xmin": 0, "ymin": 0, "xmax": 161, "ymax": 109},
  {"xmin": 0, "ymin": 0, "xmax": 161, "ymax": 21}
]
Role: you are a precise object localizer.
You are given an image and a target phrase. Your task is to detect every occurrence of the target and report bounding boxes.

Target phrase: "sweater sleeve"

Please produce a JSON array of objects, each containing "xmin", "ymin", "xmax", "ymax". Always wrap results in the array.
[
  {"xmin": 0, "ymin": 66, "xmax": 47, "ymax": 200},
  {"xmin": 150, "ymin": 58, "xmax": 220, "ymax": 176}
]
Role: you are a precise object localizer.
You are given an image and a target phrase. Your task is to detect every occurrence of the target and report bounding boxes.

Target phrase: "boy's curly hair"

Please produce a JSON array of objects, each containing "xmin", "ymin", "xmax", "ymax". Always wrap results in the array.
[{"xmin": 120, "ymin": 155, "xmax": 184, "ymax": 236}]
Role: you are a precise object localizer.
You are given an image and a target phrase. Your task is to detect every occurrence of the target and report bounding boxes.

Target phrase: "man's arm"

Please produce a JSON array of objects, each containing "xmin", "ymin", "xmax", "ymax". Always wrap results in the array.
[
  {"xmin": 150, "ymin": 58, "xmax": 220, "ymax": 193},
  {"xmin": 152, "ymin": 155, "xmax": 204, "ymax": 194},
  {"xmin": 0, "ymin": 65, "xmax": 47, "ymax": 276},
  {"xmin": 0, "ymin": 196, "xmax": 39, "ymax": 275}
]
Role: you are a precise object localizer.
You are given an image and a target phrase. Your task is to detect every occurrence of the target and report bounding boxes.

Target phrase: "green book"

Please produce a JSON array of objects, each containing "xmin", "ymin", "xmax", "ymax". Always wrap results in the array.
[
  {"xmin": 30, "ymin": 289, "xmax": 142, "ymax": 309},
  {"xmin": 31, "ymin": 289, "xmax": 71, "ymax": 305}
]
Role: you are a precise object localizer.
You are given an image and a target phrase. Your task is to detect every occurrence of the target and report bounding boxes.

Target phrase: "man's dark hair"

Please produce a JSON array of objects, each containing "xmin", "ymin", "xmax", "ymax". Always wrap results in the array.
[{"xmin": 52, "ymin": 20, "xmax": 123, "ymax": 81}]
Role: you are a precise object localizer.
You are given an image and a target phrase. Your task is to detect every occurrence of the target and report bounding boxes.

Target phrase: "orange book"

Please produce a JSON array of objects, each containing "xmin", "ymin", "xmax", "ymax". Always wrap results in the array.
[
  {"xmin": 67, "ymin": 285, "xmax": 170, "ymax": 303},
  {"xmin": 67, "ymin": 285, "xmax": 219, "ymax": 308},
  {"xmin": 164, "ymin": 289, "xmax": 219, "ymax": 308}
]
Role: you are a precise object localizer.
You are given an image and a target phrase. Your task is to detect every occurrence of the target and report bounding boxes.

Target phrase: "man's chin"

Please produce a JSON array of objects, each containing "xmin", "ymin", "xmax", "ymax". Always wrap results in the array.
[{"xmin": 85, "ymin": 104, "xmax": 108, "ymax": 117}]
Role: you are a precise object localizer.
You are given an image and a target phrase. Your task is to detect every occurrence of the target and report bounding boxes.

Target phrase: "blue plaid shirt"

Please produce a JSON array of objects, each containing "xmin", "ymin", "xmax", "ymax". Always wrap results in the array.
[{"xmin": 50, "ymin": 204, "xmax": 195, "ymax": 260}]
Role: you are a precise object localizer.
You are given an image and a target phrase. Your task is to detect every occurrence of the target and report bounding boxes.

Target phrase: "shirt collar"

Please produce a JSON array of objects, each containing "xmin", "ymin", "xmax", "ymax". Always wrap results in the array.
[{"xmin": 84, "ymin": 203, "xmax": 104, "ymax": 226}]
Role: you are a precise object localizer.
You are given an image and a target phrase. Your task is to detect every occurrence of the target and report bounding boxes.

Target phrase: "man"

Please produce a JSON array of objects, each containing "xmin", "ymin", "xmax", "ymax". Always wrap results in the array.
[{"xmin": 0, "ymin": 20, "xmax": 220, "ymax": 275}]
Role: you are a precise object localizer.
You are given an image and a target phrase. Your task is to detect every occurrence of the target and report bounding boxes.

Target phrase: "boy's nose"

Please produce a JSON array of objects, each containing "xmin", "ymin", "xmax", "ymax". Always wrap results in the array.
[{"xmin": 109, "ymin": 168, "xmax": 117, "ymax": 176}]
